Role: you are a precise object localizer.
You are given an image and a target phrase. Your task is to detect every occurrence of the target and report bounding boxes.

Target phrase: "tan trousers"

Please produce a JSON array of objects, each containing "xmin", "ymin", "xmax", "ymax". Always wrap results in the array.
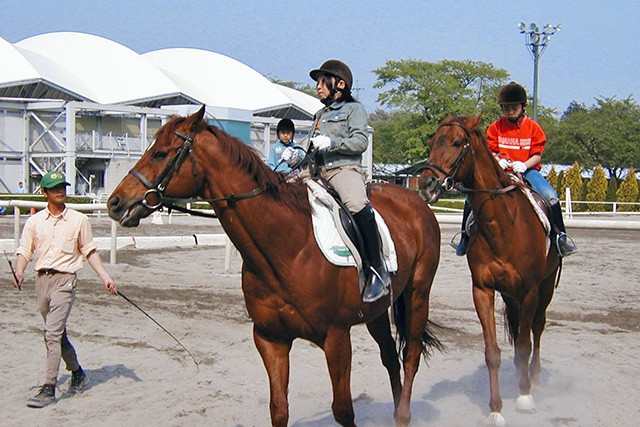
[
  {"xmin": 320, "ymin": 165, "xmax": 369, "ymax": 213},
  {"xmin": 35, "ymin": 272, "xmax": 80, "ymax": 385}
]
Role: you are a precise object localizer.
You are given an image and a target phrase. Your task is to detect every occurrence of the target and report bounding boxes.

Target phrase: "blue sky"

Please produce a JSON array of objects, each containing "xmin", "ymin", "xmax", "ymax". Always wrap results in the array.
[{"xmin": 1, "ymin": 0, "xmax": 637, "ymax": 116}]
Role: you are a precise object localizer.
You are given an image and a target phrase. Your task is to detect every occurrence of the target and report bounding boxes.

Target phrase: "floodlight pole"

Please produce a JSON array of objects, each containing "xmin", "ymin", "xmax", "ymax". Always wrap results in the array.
[{"xmin": 518, "ymin": 22, "xmax": 561, "ymax": 121}]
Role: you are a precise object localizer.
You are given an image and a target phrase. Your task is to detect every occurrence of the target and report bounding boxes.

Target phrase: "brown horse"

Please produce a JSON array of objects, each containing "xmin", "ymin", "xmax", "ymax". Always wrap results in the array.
[
  {"xmin": 107, "ymin": 107, "xmax": 442, "ymax": 426},
  {"xmin": 418, "ymin": 115, "xmax": 560, "ymax": 426}
]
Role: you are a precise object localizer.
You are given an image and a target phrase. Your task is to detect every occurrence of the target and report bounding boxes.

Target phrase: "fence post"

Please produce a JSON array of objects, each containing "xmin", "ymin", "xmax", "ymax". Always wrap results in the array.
[
  {"xmin": 14, "ymin": 207, "xmax": 21, "ymax": 250},
  {"xmin": 110, "ymin": 219, "xmax": 117, "ymax": 264},
  {"xmin": 565, "ymin": 187, "xmax": 573, "ymax": 219}
]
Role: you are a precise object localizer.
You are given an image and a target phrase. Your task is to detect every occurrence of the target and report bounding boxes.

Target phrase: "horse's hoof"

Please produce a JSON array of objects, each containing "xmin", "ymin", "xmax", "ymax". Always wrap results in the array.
[
  {"xmin": 487, "ymin": 412, "xmax": 506, "ymax": 427},
  {"xmin": 516, "ymin": 394, "xmax": 536, "ymax": 413}
]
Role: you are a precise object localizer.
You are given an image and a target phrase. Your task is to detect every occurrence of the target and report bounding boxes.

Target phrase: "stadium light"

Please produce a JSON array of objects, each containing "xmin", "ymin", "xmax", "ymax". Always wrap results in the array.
[{"xmin": 518, "ymin": 22, "xmax": 561, "ymax": 120}]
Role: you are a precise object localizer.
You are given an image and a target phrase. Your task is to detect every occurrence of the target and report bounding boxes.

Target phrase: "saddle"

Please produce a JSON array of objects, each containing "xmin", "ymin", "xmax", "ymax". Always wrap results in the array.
[
  {"xmin": 461, "ymin": 173, "xmax": 553, "ymax": 253},
  {"xmin": 305, "ymin": 179, "xmax": 398, "ymax": 293}
]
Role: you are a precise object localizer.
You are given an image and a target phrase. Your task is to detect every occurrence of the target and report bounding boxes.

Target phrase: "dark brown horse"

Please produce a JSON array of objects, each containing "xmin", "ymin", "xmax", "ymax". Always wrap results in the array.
[
  {"xmin": 418, "ymin": 115, "xmax": 560, "ymax": 426},
  {"xmin": 107, "ymin": 107, "xmax": 442, "ymax": 426}
]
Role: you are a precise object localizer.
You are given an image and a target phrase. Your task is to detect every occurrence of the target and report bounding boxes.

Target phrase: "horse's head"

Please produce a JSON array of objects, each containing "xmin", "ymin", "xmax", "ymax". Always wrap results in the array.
[
  {"xmin": 418, "ymin": 114, "xmax": 482, "ymax": 203},
  {"xmin": 108, "ymin": 106, "xmax": 207, "ymax": 227}
]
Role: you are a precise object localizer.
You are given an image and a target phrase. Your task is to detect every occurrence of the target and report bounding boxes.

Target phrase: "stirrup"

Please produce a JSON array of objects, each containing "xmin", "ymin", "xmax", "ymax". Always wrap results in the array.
[
  {"xmin": 449, "ymin": 231, "xmax": 463, "ymax": 250},
  {"xmin": 556, "ymin": 233, "xmax": 578, "ymax": 257},
  {"xmin": 362, "ymin": 266, "xmax": 390, "ymax": 303}
]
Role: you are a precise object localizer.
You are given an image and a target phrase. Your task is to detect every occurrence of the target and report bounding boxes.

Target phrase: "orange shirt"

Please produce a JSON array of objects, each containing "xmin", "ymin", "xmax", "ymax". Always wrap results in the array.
[
  {"xmin": 486, "ymin": 116, "xmax": 546, "ymax": 170},
  {"xmin": 16, "ymin": 207, "xmax": 97, "ymax": 273}
]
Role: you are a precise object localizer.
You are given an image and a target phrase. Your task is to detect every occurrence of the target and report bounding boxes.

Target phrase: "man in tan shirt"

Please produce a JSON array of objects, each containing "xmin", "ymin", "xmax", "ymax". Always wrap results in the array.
[{"xmin": 13, "ymin": 170, "xmax": 118, "ymax": 408}]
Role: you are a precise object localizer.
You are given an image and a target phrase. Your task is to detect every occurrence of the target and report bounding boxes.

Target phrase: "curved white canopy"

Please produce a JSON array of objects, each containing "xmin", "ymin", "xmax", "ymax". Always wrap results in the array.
[
  {"xmin": 15, "ymin": 32, "xmax": 182, "ymax": 104},
  {"xmin": 144, "ymin": 48, "xmax": 291, "ymax": 111}
]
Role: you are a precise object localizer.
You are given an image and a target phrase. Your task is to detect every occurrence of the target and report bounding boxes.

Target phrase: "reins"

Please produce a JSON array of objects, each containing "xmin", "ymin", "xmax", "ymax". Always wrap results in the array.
[{"xmin": 129, "ymin": 128, "xmax": 269, "ymax": 218}]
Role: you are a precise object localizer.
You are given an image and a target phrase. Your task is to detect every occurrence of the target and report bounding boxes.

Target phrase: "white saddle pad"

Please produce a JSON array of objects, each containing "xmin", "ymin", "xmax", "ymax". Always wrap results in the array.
[{"xmin": 306, "ymin": 180, "xmax": 398, "ymax": 272}]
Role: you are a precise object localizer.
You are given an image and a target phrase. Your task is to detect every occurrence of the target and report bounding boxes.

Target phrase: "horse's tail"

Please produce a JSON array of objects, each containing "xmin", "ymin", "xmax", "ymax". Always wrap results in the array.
[
  {"xmin": 393, "ymin": 296, "xmax": 444, "ymax": 360},
  {"xmin": 502, "ymin": 295, "xmax": 520, "ymax": 345}
]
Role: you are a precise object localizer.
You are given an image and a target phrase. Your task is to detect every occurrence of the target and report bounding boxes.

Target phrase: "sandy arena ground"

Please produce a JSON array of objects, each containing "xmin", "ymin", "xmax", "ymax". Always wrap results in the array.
[{"xmin": 1, "ymin": 215, "xmax": 638, "ymax": 426}]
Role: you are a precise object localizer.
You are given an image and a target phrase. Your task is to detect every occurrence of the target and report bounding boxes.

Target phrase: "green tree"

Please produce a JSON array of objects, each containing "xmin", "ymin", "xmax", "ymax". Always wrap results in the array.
[
  {"xmin": 616, "ymin": 168, "xmax": 639, "ymax": 212},
  {"xmin": 563, "ymin": 162, "xmax": 584, "ymax": 211},
  {"xmin": 586, "ymin": 165, "xmax": 608, "ymax": 212},
  {"xmin": 372, "ymin": 59, "xmax": 509, "ymax": 162},
  {"xmin": 550, "ymin": 97, "xmax": 640, "ymax": 178}
]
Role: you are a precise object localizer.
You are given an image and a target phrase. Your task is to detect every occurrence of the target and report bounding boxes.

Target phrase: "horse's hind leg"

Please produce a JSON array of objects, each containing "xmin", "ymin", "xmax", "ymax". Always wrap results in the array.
[
  {"xmin": 366, "ymin": 312, "xmax": 402, "ymax": 408},
  {"xmin": 253, "ymin": 327, "xmax": 292, "ymax": 427},
  {"xmin": 530, "ymin": 274, "xmax": 556, "ymax": 386},
  {"xmin": 324, "ymin": 327, "xmax": 355, "ymax": 427}
]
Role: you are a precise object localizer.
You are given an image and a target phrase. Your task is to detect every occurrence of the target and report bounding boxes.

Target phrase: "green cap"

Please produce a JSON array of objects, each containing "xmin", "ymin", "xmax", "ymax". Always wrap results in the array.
[{"xmin": 41, "ymin": 171, "xmax": 70, "ymax": 189}]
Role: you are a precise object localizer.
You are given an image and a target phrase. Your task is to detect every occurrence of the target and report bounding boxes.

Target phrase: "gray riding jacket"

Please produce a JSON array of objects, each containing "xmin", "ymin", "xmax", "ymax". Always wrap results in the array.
[{"xmin": 302, "ymin": 99, "xmax": 369, "ymax": 170}]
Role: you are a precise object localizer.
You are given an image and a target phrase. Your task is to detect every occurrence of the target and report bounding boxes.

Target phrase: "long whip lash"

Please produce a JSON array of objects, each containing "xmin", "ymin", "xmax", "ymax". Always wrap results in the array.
[{"xmin": 117, "ymin": 290, "xmax": 199, "ymax": 369}]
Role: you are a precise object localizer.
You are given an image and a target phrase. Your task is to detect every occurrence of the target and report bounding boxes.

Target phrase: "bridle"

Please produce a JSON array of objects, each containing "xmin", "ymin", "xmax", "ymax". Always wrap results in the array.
[
  {"xmin": 129, "ymin": 127, "xmax": 267, "ymax": 217},
  {"xmin": 419, "ymin": 121, "xmax": 516, "ymax": 196}
]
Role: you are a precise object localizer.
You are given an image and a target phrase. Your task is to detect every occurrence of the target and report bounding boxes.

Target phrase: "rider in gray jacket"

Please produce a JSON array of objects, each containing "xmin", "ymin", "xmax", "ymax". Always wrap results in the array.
[{"xmin": 284, "ymin": 60, "xmax": 390, "ymax": 303}]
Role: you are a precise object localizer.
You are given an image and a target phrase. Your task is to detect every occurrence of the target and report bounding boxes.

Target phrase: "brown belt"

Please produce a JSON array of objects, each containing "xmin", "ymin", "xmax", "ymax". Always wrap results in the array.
[{"xmin": 37, "ymin": 269, "xmax": 66, "ymax": 275}]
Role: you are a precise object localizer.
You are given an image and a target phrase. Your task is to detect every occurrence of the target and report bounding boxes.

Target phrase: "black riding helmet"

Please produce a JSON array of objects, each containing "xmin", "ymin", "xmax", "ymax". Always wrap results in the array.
[
  {"xmin": 498, "ymin": 82, "xmax": 528, "ymax": 106},
  {"xmin": 276, "ymin": 118, "xmax": 295, "ymax": 135},
  {"xmin": 309, "ymin": 59, "xmax": 353, "ymax": 90}
]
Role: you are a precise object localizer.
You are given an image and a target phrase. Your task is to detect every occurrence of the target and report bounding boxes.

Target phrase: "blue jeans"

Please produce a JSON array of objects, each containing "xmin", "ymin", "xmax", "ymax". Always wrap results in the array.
[{"xmin": 524, "ymin": 169, "xmax": 558, "ymax": 202}]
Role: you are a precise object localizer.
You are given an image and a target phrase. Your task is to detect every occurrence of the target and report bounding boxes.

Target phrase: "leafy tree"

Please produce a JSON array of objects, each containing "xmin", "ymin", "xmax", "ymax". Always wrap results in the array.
[
  {"xmin": 372, "ymin": 59, "xmax": 509, "ymax": 162},
  {"xmin": 561, "ymin": 100, "xmax": 588, "ymax": 119},
  {"xmin": 268, "ymin": 77, "xmax": 317, "ymax": 97},
  {"xmin": 616, "ymin": 168, "xmax": 639, "ymax": 211},
  {"xmin": 550, "ymin": 97, "xmax": 640, "ymax": 178},
  {"xmin": 585, "ymin": 165, "xmax": 608, "ymax": 212},
  {"xmin": 563, "ymin": 162, "xmax": 585, "ymax": 211}
]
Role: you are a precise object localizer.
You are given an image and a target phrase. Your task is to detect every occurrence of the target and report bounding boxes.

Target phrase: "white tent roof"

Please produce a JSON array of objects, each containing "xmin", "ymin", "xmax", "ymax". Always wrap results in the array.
[
  {"xmin": 15, "ymin": 32, "xmax": 183, "ymax": 105},
  {"xmin": 275, "ymin": 84, "xmax": 322, "ymax": 116},
  {"xmin": 0, "ymin": 36, "xmax": 40, "ymax": 85},
  {"xmin": 143, "ymin": 48, "xmax": 291, "ymax": 111}
]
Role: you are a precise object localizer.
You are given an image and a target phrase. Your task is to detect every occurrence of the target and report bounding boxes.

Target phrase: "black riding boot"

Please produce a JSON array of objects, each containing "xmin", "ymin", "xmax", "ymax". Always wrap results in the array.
[
  {"xmin": 550, "ymin": 202, "xmax": 578, "ymax": 256},
  {"xmin": 353, "ymin": 205, "xmax": 391, "ymax": 303},
  {"xmin": 455, "ymin": 199, "xmax": 472, "ymax": 256}
]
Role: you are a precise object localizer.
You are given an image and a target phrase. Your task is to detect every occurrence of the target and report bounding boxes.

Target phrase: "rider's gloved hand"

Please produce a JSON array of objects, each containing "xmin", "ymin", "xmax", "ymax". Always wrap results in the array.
[
  {"xmin": 511, "ymin": 161, "xmax": 527, "ymax": 173},
  {"xmin": 498, "ymin": 158, "xmax": 510, "ymax": 170},
  {"xmin": 311, "ymin": 135, "xmax": 331, "ymax": 151},
  {"xmin": 281, "ymin": 146, "xmax": 298, "ymax": 163}
]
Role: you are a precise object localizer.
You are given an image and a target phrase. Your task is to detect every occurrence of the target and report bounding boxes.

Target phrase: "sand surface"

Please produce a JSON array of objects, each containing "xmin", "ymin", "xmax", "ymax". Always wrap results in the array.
[{"xmin": 1, "ymin": 215, "xmax": 638, "ymax": 426}]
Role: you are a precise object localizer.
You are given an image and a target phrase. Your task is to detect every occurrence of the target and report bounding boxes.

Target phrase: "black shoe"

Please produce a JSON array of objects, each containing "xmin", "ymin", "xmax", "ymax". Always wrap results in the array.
[
  {"xmin": 362, "ymin": 266, "xmax": 391, "ymax": 303},
  {"xmin": 67, "ymin": 368, "xmax": 89, "ymax": 395},
  {"xmin": 556, "ymin": 233, "xmax": 577, "ymax": 257},
  {"xmin": 456, "ymin": 233, "xmax": 469, "ymax": 256},
  {"xmin": 27, "ymin": 385, "xmax": 56, "ymax": 408}
]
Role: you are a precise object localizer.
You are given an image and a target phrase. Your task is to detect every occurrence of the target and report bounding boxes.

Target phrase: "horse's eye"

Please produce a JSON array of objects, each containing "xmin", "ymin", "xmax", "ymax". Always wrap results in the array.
[
  {"xmin": 153, "ymin": 151, "xmax": 168, "ymax": 160},
  {"xmin": 452, "ymin": 139, "xmax": 463, "ymax": 148}
]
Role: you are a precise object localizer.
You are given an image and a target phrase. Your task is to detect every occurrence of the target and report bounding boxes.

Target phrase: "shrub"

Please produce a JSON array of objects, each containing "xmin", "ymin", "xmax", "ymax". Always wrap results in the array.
[
  {"xmin": 585, "ymin": 165, "xmax": 608, "ymax": 211},
  {"xmin": 563, "ymin": 162, "xmax": 585, "ymax": 211},
  {"xmin": 616, "ymin": 168, "xmax": 639, "ymax": 212}
]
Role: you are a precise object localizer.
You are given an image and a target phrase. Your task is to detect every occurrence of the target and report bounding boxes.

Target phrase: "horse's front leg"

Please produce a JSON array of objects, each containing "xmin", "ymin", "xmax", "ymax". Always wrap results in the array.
[
  {"xmin": 253, "ymin": 326, "xmax": 292, "ymax": 427},
  {"xmin": 473, "ymin": 284, "xmax": 505, "ymax": 427},
  {"xmin": 324, "ymin": 327, "xmax": 355, "ymax": 427},
  {"xmin": 514, "ymin": 286, "xmax": 539, "ymax": 413}
]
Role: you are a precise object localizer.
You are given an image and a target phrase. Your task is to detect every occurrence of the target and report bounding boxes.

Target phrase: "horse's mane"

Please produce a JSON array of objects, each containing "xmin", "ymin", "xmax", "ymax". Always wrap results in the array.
[
  {"xmin": 446, "ymin": 115, "xmax": 514, "ymax": 189},
  {"xmin": 159, "ymin": 116, "xmax": 312, "ymax": 216}
]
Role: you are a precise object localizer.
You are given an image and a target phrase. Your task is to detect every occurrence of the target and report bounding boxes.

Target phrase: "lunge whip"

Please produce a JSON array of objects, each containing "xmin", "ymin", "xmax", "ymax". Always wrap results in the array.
[
  {"xmin": 117, "ymin": 290, "xmax": 199, "ymax": 370},
  {"xmin": 3, "ymin": 250, "xmax": 20, "ymax": 290}
]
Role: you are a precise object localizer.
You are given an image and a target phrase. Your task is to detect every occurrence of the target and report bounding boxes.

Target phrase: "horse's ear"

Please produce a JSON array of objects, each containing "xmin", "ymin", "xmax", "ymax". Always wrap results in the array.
[
  {"xmin": 185, "ymin": 106, "xmax": 206, "ymax": 129},
  {"xmin": 468, "ymin": 113, "xmax": 483, "ymax": 130}
]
